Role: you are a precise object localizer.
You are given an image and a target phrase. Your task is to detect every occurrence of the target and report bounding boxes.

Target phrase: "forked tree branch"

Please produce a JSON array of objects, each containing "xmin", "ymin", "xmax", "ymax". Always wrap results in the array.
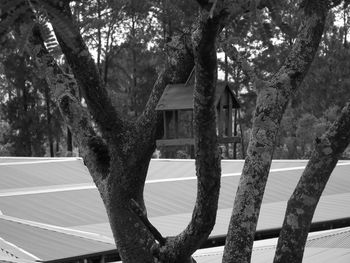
[{"xmin": 129, "ymin": 199, "xmax": 166, "ymax": 246}]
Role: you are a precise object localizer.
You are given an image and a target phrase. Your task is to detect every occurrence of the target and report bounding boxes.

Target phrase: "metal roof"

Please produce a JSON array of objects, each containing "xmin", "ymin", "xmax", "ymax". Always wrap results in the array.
[
  {"xmin": 0, "ymin": 218, "xmax": 115, "ymax": 262},
  {"xmin": 0, "ymin": 257, "xmax": 36, "ymax": 263},
  {"xmin": 0, "ymin": 158, "xmax": 350, "ymax": 261},
  {"xmin": 0, "ymin": 237, "xmax": 37, "ymax": 261},
  {"xmin": 155, "ymin": 83, "xmax": 240, "ymax": 111},
  {"xmin": 192, "ymin": 227, "xmax": 350, "ymax": 263},
  {"xmin": 0, "ymin": 158, "xmax": 91, "ymax": 190}
]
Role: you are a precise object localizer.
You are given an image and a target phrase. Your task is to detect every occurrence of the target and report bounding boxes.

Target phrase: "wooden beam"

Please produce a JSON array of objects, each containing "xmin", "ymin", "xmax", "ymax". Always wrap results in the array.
[
  {"xmin": 174, "ymin": 110, "xmax": 179, "ymax": 138},
  {"xmin": 233, "ymin": 109, "xmax": 238, "ymax": 159},
  {"xmin": 156, "ymin": 138, "xmax": 195, "ymax": 146},
  {"xmin": 163, "ymin": 111, "xmax": 168, "ymax": 138},
  {"xmin": 191, "ymin": 111, "xmax": 194, "ymax": 138},
  {"xmin": 218, "ymin": 136, "xmax": 241, "ymax": 144},
  {"xmin": 228, "ymin": 94, "xmax": 233, "ymax": 137},
  {"xmin": 218, "ymin": 99, "xmax": 223, "ymax": 136}
]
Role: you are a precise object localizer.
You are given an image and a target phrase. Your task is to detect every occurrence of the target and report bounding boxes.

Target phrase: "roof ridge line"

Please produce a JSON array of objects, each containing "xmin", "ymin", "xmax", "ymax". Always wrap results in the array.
[
  {"xmin": 0, "ymin": 158, "xmax": 80, "ymax": 166},
  {"xmin": 0, "ymin": 183, "xmax": 96, "ymax": 197}
]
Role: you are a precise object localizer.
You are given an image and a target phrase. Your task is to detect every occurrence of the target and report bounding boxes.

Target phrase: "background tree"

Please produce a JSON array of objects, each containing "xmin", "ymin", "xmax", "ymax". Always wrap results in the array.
[
  {"xmin": 0, "ymin": 1, "xmax": 349, "ymax": 263},
  {"xmin": 0, "ymin": 33, "xmax": 54, "ymax": 156}
]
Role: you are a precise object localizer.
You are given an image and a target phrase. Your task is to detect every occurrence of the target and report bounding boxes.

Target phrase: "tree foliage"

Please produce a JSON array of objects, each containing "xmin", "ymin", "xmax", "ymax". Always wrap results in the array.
[{"xmin": 0, "ymin": 1, "xmax": 350, "ymax": 263}]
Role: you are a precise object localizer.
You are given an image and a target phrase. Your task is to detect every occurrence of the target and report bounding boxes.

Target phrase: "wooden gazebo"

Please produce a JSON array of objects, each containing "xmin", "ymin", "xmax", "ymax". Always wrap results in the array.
[{"xmin": 156, "ymin": 76, "xmax": 241, "ymax": 157}]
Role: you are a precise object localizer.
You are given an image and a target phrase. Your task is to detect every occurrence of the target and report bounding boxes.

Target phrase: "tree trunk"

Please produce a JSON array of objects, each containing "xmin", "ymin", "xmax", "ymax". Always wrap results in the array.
[
  {"xmin": 29, "ymin": 1, "xmax": 328, "ymax": 262},
  {"xmin": 155, "ymin": 11, "xmax": 223, "ymax": 263},
  {"xmin": 32, "ymin": 2, "xmax": 195, "ymax": 261},
  {"xmin": 103, "ymin": 20, "xmax": 114, "ymax": 85},
  {"xmin": 96, "ymin": 0, "xmax": 102, "ymax": 75},
  {"xmin": 131, "ymin": 10, "xmax": 138, "ymax": 116},
  {"xmin": 222, "ymin": 2, "xmax": 329, "ymax": 262},
  {"xmin": 17, "ymin": 56, "xmax": 32, "ymax": 156},
  {"xmin": 274, "ymin": 102, "xmax": 350, "ymax": 263},
  {"xmin": 66, "ymin": 127, "xmax": 72, "ymax": 156},
  {"xmin": 44, "ymin": 80, "xmax": 54, "ymax": 157},
  {"xmin": 56, "ymin": 139, "xmax": 59, "ymax": 154}
]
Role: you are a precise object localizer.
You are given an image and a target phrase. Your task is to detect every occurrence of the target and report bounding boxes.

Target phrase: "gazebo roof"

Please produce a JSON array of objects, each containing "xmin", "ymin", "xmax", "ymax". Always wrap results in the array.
[{"xmin": 156, "ymin": 82, "xmax": 240, "ymax": 111}]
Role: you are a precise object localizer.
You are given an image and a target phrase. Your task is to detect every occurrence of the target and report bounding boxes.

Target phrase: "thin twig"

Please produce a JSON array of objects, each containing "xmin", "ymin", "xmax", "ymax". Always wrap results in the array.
[{"xmin": 222, "ymin": 43, "xmax": 266, "ymax": 91}]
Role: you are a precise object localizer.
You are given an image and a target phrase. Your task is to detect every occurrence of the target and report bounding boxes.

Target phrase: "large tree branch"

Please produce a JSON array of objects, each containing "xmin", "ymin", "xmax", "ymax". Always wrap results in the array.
[
  {"xmin": 29, "ymin": 25, "xmax": 109, "ymax": 192},
  {"xmin": 222, "ymin": 1, "xmax": 329, "ymax": 262},
  {"xmin": 39, "ymin": 1, "xmax": 126, "ymax": 141},
  {"xmin": 151, "ymin": 1, "xmax": 277, "ymax": 261},
  {"xmin": 274, "ymin": 102, "xmax": 350, "ymax": 263},
  {"xmin": 154, "ymin": 13, "xmax": 222, "ymax": 262}
]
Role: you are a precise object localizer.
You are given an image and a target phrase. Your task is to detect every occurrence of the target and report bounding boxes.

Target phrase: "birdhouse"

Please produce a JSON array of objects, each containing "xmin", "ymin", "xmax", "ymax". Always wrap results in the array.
[{"xmin": 156, "ymin": 73, "xmax": 241, "ymax": 157}]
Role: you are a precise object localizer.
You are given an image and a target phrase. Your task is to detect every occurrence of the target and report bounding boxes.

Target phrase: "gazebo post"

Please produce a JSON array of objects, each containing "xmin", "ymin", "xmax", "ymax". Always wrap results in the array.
[
  {"xmin": 233, "ymin": 108, "xmax": 238, "ymax": 159},
  {"xmin": 228, "ymin": 92, "xmax": 233, "ymax": 137},
  {"xmin": 218, "ymin": 98, "xmax": 224, "ymax": 137},
  {"xmin": 174, "ymin": 110, "xmax": 179, "ymax": 138}
]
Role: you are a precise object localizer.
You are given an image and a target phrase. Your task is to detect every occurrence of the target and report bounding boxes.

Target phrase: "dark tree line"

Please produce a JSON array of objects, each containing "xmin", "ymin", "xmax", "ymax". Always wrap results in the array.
[{"xmin": 1, "ymin": 1, "xmax": 350, "ymax": 263}]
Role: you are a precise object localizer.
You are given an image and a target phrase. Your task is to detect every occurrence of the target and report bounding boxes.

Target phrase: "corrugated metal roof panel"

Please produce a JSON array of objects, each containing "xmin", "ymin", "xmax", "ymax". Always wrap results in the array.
[
  {"xmin": 0, "ymin": 157, "xmax": 73, "ymax": 163},
  {"xmin": 307, "ymin": 226, "xmax": 350, "ymax": 248},
  {"xmin": 0, "ymin": 189, "xmax": 107, "ymax": 227},
  {"xmin": 0, "ymin": 237, "xmax": 38, "ymax": 261},
  {"xmin": 0, "ymin": 161, "xmax": 349, "ymax": 228},
  {"xmin": 145, "ymin": 193, "xmax": 350, "ymax": 238},
  {"xmin": 0, "ymin": 219, "xmax": 115, "ymax": 261},
  {"xmin": 1, "ymin": 159, "xmax": 350, "ymax": 262},
  {"xmin": 194, "ymin": 247, "xmax": 350, "ymax": 263},
  {"xmin": 147, "ymin": 159, "xmax": 314, "ymax": 181},
  {"xmin": 70, "ymin": 223, "xmax": 114, "ymax": 239},
  {"xmin": 0, "ymin": 159, "xmax": 91, "ymax": 190},
  {"xmin": 193, "ymin": 227, "xmax": 350, "ymax": 263},
  {"xmin": 0, "ymin": 257, "xmax": 36, "ymax": 263}
]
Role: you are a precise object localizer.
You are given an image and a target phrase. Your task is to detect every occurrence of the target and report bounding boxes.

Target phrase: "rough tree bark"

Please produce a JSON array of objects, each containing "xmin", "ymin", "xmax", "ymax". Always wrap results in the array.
[
  {"xmin": 43, "ymin": 80, "xmax": 54, "ymax": 157},
  {"xmin": 273, "ymin": 102, "xmax": 350, "ymax": 263},
  {"xmin": 222, "ymin": 1, "xmax": 330, "ymax": 262},
  {"xmin": 29, "ymin": 1, "xmax": 230, "ymax": 262},
  {"xmin": 4, "ymin": 0, "xmax": 344, "ymax": 262},
  {"xmin": 30, "ymin": 0, "xmax": 282, "ymax": 261},
  {"xmin": 30, "ymin": 22, "xmax": 157, "ymax": 262},
  {"xmin": 154, "ymin": 9, "xmax": 223, "ymax": 263}
]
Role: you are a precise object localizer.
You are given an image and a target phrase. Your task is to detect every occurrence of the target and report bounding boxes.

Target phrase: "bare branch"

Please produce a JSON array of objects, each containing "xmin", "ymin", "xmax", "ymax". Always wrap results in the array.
[
  {"xmin": 129, "ymin": 199, "xmax": 166, "ymax": 246},
  {"xmin": 222, "ymin": 43, "xmax": 267, "ymax": 91}
]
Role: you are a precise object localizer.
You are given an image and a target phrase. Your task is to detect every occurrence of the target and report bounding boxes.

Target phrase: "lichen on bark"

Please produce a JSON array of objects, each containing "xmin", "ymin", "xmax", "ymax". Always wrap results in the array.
[
  {"xmin": 274, "ymin": 102, "xmax": 350, "ymax": 263},
  {"xmin": 222, "ymin": 1, "xmax": 329, "ymax": 262}
]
